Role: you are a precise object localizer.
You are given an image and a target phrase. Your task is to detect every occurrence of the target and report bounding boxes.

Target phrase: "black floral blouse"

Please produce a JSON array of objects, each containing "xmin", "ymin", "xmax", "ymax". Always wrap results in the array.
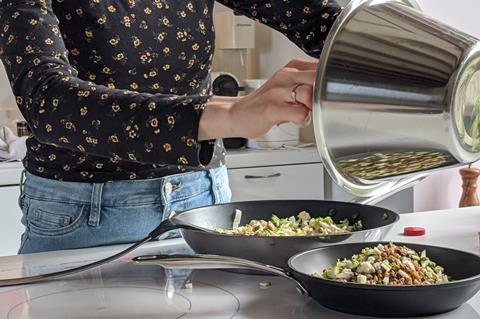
[{"xmin": 0, "ymin": 0, "xmax": 341, "ymax": 182}]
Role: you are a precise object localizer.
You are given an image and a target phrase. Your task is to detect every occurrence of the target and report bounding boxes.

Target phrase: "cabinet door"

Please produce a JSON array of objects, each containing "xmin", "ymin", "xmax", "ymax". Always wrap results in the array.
[
  {"xmin": 0, "ymin": 186, "xmax": 23, "ymax": 256},
  {"xmin": 227, "ymin": 163, "xmax": 324, "ymax": 201}
]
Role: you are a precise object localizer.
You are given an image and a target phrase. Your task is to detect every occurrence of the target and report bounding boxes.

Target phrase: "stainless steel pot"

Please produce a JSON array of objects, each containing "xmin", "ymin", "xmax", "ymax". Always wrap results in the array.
[{"xmin": 314, "ymin": 0, "xmax": 480, "ymax": 198}]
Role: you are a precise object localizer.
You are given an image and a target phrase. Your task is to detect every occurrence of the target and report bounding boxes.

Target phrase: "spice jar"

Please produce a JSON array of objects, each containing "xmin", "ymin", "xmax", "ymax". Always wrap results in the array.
[{"xmin": 16, "ymin": 121, "xmax": 30, "ymax": 137}]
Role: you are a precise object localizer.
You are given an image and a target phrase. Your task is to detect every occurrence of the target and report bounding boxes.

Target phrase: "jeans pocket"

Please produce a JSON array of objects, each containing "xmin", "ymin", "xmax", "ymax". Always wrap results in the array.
[
  {"xmin": 26, "ymin": 199, "xmax": 89, "ymax": 236},
  {"xmin": 30, "ymin": 209, "xmax": 72, "ymax": 228}
]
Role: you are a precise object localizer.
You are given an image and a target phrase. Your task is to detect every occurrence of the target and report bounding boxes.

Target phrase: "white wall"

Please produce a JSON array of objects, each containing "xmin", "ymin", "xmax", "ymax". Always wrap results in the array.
[
  {"xmin": 0, "ymin": 61, "xmax": 21, "ymax": 130},
  {"xmin": 417, "ymin": 0, "xmax": 480, "ymax": 38},
  {"xmin": 254, "ymin": 24, "xmax": 312, "ymax": 78}
]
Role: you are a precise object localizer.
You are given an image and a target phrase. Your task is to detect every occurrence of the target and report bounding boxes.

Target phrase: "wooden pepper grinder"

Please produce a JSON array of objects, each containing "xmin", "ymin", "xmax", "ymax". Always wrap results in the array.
[{"xmin": 459, "ymin": 166, "xmax": 480, "ymax": 207}]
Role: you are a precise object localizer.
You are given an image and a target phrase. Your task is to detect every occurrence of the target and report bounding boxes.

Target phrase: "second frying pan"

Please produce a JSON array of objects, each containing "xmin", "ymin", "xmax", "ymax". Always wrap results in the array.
[{"xmin": 134, "ymin": 242, "xmax": 480, "ymax": 317}]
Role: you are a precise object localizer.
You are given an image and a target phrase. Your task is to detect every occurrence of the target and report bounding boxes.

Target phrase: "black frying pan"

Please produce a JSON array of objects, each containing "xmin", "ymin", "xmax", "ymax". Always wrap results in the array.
[
  {"xmin": 0, "ymin": 200, "xmax": 398, "ymax": 286},
  {"xmin": 153, "ymin": 200, "xmax": 400, "ymax": 267},
  {"xmin": 133, "ymin": 242, "xmax": 480, "ymax": 317}
]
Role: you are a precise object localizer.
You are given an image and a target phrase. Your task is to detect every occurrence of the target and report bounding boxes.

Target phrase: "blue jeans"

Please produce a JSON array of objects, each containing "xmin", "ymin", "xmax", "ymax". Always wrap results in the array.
[{"xmin": 18, "ymin": 166, "xmax": 231, "ymax": 254}]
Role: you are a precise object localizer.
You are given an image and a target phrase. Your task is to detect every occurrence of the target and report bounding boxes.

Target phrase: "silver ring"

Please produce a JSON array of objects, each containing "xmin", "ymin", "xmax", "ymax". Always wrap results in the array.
[{"xmin": 291, "ymin": 84, "xmax": 303, "ymax": 104}]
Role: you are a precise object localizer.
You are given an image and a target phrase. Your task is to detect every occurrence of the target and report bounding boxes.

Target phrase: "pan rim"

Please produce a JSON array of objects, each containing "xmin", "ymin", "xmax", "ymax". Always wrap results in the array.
[
  {"xmin": 173, "ymin": 199, "xmax": 400, "ymax": 239},
  {"xmin": 288, "ymin": 241, "xmax": 480, "ymax": 290}
]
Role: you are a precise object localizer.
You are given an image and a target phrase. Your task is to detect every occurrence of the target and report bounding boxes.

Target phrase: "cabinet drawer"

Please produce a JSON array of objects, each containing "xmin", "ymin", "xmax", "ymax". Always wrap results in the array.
[{"xmin": 227, "ymin": 163, "xmax": 324, "ymax": 202}]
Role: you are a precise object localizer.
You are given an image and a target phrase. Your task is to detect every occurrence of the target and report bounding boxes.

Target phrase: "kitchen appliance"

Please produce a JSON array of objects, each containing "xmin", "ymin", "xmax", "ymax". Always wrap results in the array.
[
  {"xmin": 243, "ymin": 79, "xmax": 300, "ymax": 149},
  {"xmin": 313, "ymin": 0, "xmax": 480, "ymax": 199},
  {"xmin": 137, "ymin": 242, "xmax": 480, "ymax": 317},
  {"xmin": 211, "ymin": 72, "xmax": 240, "ymax": 97},
  {"xmin": 212, "ymin": 8, "xmax": 256, "ymax": 149},
  {"xmin": 214, "ymin": 11, "xmax": 255, "ymax": 50},
  {"xmin": 210, "ymin": 72, "xmax": 247, "ymax": 149},
  {"xmin": 213, "ymin": 10, "xmax": 254, "ymax": 84}
]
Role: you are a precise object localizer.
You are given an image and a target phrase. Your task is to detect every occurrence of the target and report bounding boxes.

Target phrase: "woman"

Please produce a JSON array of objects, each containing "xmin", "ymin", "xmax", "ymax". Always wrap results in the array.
[{"xmin": 0, "ymin": 0, "xmax": 341, "ymax": 253}]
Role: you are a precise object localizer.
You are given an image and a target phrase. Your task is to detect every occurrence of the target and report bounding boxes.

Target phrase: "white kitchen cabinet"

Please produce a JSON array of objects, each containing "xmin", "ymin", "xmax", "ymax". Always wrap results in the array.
[
  {"xmin": 0, "ymin": 185, "xmax": 23, "ymax": 256},
  {"xmin": 227, "ymin": 163, "xmax": 324, "ymax": 201},
  {"xmin": 225, "ymin": 148, "xmax": 414, "ymax": 213}
]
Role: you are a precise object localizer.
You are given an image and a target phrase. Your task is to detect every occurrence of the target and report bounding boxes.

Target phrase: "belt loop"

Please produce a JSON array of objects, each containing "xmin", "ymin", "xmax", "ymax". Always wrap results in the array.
[
  {"xmin": 89, "ymin": 183, "xmax": 104, "ymax": 227},
  {"xmin": 18, "ymin": 169, "xmax": 27, "ymax": 207},
  {"xmin": 160, "ymin": 176, "xmax": 169, "ymax": 208},
  {"xmin": 19, "ymin": 169, "xmax": 26, "ymax": 196},
  {"xmin": 208, "ymin": 168, "xmax": 221, "ymax": 203}
]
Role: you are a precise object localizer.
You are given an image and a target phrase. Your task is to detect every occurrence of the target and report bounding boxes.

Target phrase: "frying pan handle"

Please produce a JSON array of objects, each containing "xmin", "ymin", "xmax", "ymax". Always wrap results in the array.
[
  {"xmin": 350, "ymin": 173, "xmax": 428, "ymax": 205},
  {"xmin": 148, "ymin": 217, "xmax": 201, "ymax": 239},
  {"xmin": 133, "ymin": 254, "xmax": 309, "ymax": 296}
]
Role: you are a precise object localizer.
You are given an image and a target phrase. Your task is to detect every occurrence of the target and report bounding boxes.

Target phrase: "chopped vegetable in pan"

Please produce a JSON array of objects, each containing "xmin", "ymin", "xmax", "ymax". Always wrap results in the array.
[
  {"xmin": 313, "ymin": 243, "xmax": 451, "ymax": 285},
  {"xmin": 216, "ymin": 211, "xmax": 362, "ymax": 236}
]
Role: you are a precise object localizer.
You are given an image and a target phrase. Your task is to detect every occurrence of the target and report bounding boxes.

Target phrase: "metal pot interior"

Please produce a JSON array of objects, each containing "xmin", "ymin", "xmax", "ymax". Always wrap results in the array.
[{"xmin": 313, "ymin": 0, "xmax": 480, "ymax": 198}]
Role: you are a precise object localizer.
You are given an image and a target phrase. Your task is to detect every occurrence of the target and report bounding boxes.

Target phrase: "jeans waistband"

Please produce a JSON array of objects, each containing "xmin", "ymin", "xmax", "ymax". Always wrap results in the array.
[{"xmin": 22, "ymin": 166, "xmax": 229, "ymax": 207}]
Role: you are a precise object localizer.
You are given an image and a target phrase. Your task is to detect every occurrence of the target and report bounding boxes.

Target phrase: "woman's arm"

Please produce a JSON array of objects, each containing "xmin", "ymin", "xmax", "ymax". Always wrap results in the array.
[
  {"xmin": 0, "ymin": 0, "xmax": 214, "ymax": 167},
  {"xmin": 216, "ymin": 0, "xmax": 342, "ymax": 58},
  {"xmin": 199, "ymin": 60, "xmax": 316, "ymax": 140},
  {"xmin": 202, "ymin": 1, "xmax": 342, "ymax": 137}
]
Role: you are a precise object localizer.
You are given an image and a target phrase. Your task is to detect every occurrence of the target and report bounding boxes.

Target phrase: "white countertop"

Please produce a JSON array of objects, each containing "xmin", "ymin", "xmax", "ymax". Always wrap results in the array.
[{"xmin": 0, "ymin": 207, "xmax": 479, "ymax": 318}]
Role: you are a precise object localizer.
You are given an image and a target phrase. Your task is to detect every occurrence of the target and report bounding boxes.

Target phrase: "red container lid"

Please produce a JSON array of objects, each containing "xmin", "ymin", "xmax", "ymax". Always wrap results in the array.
[{"xmin": 404, "ymin": 227, "xmax": 426, "ymax": 236}]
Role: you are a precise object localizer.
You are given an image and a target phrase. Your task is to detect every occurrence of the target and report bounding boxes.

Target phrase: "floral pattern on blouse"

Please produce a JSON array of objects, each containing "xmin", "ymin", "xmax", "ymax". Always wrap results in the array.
[{"xmin": 0, "ymin": 0, "xmax": 341, "ymax": 182}]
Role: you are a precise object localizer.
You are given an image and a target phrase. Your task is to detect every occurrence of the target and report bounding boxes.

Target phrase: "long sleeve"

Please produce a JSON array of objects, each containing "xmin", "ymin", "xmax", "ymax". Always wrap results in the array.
[
  {"xmin": 217, "ymin": 0, "xmax": 342, "ymax": 58},
  {"xmin": 0, "ymin": 0, "xmax": 213, "ymax": 168}
]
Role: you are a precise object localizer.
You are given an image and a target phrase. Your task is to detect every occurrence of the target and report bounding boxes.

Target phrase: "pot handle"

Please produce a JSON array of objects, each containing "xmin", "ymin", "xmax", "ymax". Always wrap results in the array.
[
  {"xmin": 350, "ymin": 173, "xmax": 428, "ymax": 205},
  {"xmin": 133, "ymin": 254, "xmax": 309, "ymax": 296}
]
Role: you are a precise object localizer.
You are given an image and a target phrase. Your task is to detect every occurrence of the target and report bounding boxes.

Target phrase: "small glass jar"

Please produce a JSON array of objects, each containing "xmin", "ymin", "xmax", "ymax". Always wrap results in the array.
[{"xmin": 16, "ymin": 121, "xmax": 30, "ymax": 137}]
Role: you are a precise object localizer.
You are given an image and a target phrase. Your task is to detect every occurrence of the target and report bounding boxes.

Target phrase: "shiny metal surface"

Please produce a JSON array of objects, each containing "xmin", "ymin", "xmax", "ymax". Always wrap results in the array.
[
  {"xmin": 314, "ymin": 0, "xmax": 480, "ymax": 197},
  {"xmin": 133, "ymin": 254, "xmax": 309, "ymax": 295},
  {"xmin": 352, "ymin": 172, "xmax": 427, "ymax": 205}
]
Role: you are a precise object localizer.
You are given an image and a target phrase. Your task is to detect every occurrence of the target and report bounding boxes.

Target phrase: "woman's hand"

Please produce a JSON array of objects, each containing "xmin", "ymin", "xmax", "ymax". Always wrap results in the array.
[{"xmin": 198, "ymin": 59, "xmax": 317, "ymax": 141}]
